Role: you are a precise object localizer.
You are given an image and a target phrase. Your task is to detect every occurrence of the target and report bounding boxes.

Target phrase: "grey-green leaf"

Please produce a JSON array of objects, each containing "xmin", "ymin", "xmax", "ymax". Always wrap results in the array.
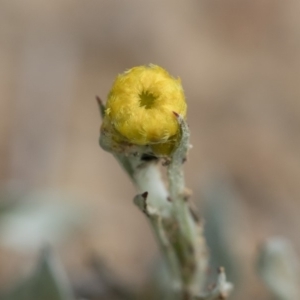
[{"xmin": 3, "ymin": 248, "xmax": 74, "ymax": 300}]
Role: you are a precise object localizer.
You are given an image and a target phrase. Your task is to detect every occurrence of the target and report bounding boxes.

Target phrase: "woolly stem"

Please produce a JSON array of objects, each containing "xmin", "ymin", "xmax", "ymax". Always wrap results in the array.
[{"xmin": 98, "ymin": 99, "xmax": 232, "ymax": 299}]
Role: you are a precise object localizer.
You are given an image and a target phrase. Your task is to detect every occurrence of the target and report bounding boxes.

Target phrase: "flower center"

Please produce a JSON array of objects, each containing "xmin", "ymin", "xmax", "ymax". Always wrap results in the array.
[{"xmin": 139, "ymin": 90, "xmax": 157, "ymax": 109}]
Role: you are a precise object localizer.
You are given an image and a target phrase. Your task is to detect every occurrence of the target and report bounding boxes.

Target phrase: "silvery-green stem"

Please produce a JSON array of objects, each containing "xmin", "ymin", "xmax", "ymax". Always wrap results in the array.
[
  {"xmin": 166, "ymin": 114, "xmax": 208, "ymax": 296},
  {"xmin": 98, "ymin": 98, "xmax": 232, "ymax": 299}
]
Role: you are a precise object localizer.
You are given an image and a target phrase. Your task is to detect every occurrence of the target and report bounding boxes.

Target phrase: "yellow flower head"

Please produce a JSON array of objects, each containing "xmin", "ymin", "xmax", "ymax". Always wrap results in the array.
[{"xmin": 101, "ymin": 64, "xmax": 187, "ymax": 155}]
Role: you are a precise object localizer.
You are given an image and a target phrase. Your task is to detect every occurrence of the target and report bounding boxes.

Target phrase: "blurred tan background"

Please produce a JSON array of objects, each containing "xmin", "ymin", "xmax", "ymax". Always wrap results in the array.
[{"xmin": 1, "ymin": 1, "xmax": 300, "ymax": 299}]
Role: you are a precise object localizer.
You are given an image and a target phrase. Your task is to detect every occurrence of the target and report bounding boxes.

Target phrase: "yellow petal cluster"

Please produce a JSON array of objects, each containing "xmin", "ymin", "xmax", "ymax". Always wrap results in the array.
[{"xmin": 101, "ymin": 64, "xmax": 187, "ymax": 155}]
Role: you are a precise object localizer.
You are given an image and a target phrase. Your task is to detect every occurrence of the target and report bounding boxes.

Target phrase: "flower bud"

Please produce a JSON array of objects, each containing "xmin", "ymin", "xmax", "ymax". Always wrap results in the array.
[{"xmin": 101, "ymin": 64, "xmax": 187, "ymax": 156}]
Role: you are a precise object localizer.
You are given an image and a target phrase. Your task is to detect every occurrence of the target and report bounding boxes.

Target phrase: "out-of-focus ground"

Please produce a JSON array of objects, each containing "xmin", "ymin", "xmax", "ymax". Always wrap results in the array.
[{"xmin": 1, "ymin": 1, "xmax": 300, "ymax": 299}]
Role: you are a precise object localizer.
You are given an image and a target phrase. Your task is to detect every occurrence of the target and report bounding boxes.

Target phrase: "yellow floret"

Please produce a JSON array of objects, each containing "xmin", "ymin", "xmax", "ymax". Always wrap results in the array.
[{"xmin": 102, "ymin": 64, "xmax": 187, "ymax": 155}]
